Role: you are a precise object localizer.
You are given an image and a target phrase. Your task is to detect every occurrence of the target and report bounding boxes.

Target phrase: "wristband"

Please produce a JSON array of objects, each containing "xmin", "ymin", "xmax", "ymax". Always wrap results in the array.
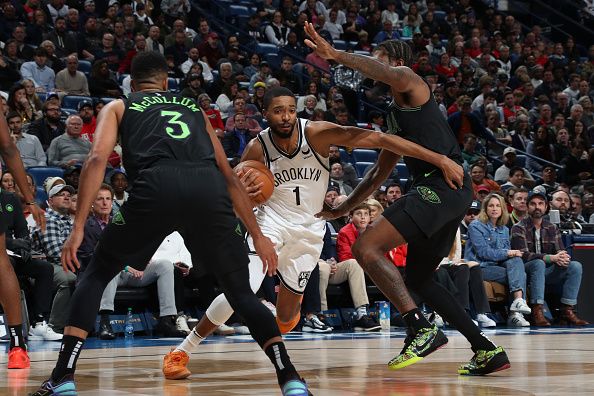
[
  {"xmin": 124, "ymin": 265, "xmax": 129, "ymax": 272},
  {"xmin": 544, "ymin": 255, "xmax": 550, "ymax": 264}
]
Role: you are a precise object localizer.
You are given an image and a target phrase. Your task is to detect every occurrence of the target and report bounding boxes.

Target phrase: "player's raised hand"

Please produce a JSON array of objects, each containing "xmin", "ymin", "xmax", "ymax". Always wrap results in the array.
[
  {"xmin": 438, "ymin": 155, "xmax": 465, "ymax": 189},
  {"xmin": 253, "ymin": 235, "xmax": 278, "ymax": 276},
  {"xmin": 304, "ymin": 22, "xmax": 338, "ymax": 61}
]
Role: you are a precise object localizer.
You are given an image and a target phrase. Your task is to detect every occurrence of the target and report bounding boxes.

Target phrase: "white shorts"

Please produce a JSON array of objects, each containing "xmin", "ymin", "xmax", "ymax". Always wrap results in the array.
[{"xmin": 248, "ymin": 219, "xmax": 325, "ymax": 294}]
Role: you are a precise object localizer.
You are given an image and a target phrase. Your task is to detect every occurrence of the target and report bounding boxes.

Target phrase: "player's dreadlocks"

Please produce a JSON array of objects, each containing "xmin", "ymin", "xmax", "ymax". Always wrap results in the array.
[{"xmin": 375, "ymin": 40, "xmax": 413, "ymax": 67}]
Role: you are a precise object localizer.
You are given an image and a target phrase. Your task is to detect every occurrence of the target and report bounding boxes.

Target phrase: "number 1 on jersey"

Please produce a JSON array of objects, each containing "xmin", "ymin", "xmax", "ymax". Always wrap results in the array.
[{"xmin": 292, "ymin": 186, "xmax": 301, "ymax": 206}]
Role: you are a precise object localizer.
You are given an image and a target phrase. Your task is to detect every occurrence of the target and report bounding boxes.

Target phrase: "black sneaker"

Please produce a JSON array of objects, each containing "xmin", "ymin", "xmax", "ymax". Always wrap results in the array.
[
  {"xmin": 154, "ymin": 316, "xmax": 188, "ymax": 338},
  {"xmin": 458, "ymin": 346, "xmax": 511, "ymax": 375},
  {"xmin": 30, "ymin": 374, "xmax": 77, "ymax": 395},
  {"xmin": 388, "ymin": 325, "xmax": 448, "ymax": 370},
  {"xmin": 353, "ymin": 314, "xmax": 381, "ymax": 332},
  {"xmin": 99, "ymin": 321, "xmax": 116, "ymax": 340},
  {"xmin": 302, "ymin": 315, "xmax": 332, "ymax": 333}
]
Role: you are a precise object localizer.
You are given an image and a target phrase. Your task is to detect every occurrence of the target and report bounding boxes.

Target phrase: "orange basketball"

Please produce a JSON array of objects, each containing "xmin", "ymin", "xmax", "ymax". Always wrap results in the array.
[{"xmin": 234, "ymin": 160, "xmax": 275, "ymax": 205}]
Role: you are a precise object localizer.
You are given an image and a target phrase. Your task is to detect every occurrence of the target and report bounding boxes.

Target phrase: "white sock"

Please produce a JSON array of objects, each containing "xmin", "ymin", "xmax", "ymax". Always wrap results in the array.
[
  {"xmin": 175, "ymin": 329, "xmax": 204, "ymax": 354},
  {"xmin": 356, "ymin": 305, "xmax": 367, "ymax": 319}
]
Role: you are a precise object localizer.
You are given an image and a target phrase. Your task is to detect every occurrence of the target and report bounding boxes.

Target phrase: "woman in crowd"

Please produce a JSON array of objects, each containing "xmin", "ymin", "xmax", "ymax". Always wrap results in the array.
[{"xmin": 465, "ymin": 193, "xmax": 537, "ymax": 327}]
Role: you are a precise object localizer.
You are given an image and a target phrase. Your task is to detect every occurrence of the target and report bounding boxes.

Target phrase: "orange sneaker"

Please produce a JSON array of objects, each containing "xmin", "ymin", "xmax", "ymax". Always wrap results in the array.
[
  {"xmin": 163, "ymin": 349, "xmax": 191, "ymax": 380},
  {"xmin": 8, "ymin": 347, "xmax": 30, "ymax": 369}
]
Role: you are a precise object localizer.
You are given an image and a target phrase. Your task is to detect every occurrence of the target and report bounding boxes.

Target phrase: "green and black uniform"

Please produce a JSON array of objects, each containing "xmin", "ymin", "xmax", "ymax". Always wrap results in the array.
[
  {"xmin": 384, "ymin": 87, "xmax": 473, "ymax": 262},
  {"xmin": 383, "ymin": 84, "xmax": 498, "ymax": 356},
  {"xmin": 68, "ymin": 91, "xmax": 279, "ymax": 347}
]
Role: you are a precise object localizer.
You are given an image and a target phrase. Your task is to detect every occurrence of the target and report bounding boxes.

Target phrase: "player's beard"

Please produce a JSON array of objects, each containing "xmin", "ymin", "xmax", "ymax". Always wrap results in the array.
[{"xmin": 271, "ymin": 121, "xmax": 295, "ymax": 139}]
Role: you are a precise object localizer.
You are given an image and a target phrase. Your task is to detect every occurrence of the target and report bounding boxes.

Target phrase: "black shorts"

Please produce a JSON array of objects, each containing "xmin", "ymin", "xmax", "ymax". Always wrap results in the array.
[
  {"xmin": 0, "ymin": 207, "xmax": 6, "ymax": 235},
  {"xmin": 384, "ymin": 173, "xmax": 472, "ymax": 258},
  {"xmin": 94, "ymin": 162, "xmax": 249, "ymax": 277}
]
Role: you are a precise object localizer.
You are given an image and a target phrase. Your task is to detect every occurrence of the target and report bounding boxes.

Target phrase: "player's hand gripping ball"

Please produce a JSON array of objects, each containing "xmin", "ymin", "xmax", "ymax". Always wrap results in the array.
[{"xmin": 234, "ymin": 160, "xmax": 275, "ymax": 205}]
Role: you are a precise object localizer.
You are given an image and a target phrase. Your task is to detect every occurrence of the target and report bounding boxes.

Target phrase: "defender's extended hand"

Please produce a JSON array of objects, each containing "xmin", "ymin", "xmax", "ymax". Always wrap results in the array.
[
  {"xmin": 439, "ymin": 156, "xmax": 465, "ymax": 190},
  {"xmin": 304, "ymin": 22, "xmax": 338, "ymax": 61},
  {"xmin": 253, "ymin": 235, "xmax": 278, "ymax": 277},
  {"xmin": 61, "ymin": 228, "xmax": 83, "ymax": 273}
]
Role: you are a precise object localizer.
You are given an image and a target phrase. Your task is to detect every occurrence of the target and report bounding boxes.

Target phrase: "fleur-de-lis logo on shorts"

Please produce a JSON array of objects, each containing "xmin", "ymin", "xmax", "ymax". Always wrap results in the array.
[{"xmin": 417, "ymin": 186, "xmax": 441, "ymax": 204}]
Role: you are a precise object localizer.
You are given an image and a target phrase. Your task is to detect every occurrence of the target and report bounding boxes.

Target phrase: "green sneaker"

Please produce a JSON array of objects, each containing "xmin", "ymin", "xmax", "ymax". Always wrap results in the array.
[
  {"xmin": 388, "ymin": 325, "xmax": 448, "ymax": 370},
  {"xmin": 458, "ymin": 346, "xmax": 511, "ymax": 376}
]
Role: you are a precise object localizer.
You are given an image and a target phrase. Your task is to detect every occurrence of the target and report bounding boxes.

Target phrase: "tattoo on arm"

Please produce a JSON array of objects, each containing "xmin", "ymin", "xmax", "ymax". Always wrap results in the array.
[{"xmin": 335, "ymin": 52, "xmax": 415, "ymax": 92}]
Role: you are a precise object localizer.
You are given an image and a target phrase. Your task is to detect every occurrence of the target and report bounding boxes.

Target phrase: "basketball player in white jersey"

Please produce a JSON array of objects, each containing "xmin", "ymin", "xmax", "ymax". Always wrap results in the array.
[{"xmin": 162, "ymin": 87, "xmax": 464, "ymax": 380}]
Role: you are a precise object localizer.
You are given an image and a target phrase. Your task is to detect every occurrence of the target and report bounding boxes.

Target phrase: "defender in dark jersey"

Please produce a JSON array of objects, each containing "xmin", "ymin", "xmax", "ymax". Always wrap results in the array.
[
  {"xmin": 0, "ymin": 101, "xmax": 45, "ymax": 371},
  {"xmin": 32, "ymin": 52, "xmax": 310, "ymax": 396},
  {"xmin": 305, "ymin": 24, "xmax": 510, "ymax": 376}
]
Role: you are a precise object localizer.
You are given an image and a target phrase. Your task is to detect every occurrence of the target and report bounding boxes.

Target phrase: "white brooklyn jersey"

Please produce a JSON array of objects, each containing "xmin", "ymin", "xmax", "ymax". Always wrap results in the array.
[{"xmin": 256, "ymin": 118, "xmax": 329, "ymax": 227}]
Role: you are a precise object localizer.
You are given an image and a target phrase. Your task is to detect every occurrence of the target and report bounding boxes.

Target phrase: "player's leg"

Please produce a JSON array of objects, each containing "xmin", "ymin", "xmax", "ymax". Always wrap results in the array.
[
  {"xmin": 275, "ymin": 284, "xmax": 303, "ymax": 333},
  {"xmin": 404, "ymin": 244, "xmax": 509, "ymax": 375},
  {"xmin": 351, "ymin": 215, "xmax": 432, "ymax": 332},
  {"xmin": 0, "ymin": 236, "xmax": 30, "ymax": 369},
  {"xmin": 164, "ymin": 254, "xmax": 268, "ymax": 380},
  {"xmin": 31, "ymin": 202, "xmax": 175, "ymax": 395}
]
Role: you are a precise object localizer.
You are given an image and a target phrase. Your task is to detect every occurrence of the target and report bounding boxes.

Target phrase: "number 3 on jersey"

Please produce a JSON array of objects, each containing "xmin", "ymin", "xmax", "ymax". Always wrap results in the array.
[{"xmin": 161, "ymin": 110, "xmax": 190, "ymax": 139}]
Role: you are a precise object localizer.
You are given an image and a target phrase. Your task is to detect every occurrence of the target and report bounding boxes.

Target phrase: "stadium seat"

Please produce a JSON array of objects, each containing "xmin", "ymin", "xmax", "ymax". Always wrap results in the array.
[
  {"xmin": 396, "ymin": 163, "xmax": 409, "ymax": 178},
  {"xmin": 100, "ymin": 97, "xmax": 115, "ymax": 104},
  {"xmin": 62, "ymin": 108, "xmax": 78, "ymax": 116},
  {"xmin": 167, "ymin": 78, "xmax": 179, "ymax": 92},
  {"xmin": 434, "ymin": 10, "xmax": 446, "ymax": 21},
  {"xmin": 352, "ymin": 149, "xmax": 378, "ymax": 163},
  {"xmin": 256, "ymin": 43, "xmax": 279, "ymax": 55},
  {"xmin": 37, "ymin": 92, "xmax": 46, "ymax": 102},
  {"xmin": 27, "ymin": 166, "xmax": 64, "ymax": 188},
  {"xmin": 354, "ymin": 162, "xmax": 374, "ymax": 177},
  {"xmin": 334, "ymin": 40, "xmax": 347, "ymax": 50},
  {"xmin": 229, "ymin": 4, "xmax": 250, "ymax": 17},
  {"xmin": 515, "ymin": 154, "xmax": 526, "ymax": 168},
  {"xmin": 78, "ymin": 60, "xmax": 92, "ymax": 76},
  {"xmin": 61, "ymin": 95, "xmax": 91, "ymax": 111},
  {"xmin": 35, "ymin": 186, "xmax": 48, "ymax": 204},
  {"xmin": 339, "ymin": 148, "xmax": 352, "ymax": 164},
  {"xmin": 264, "ymin": 53, "xmax": 280, "ymax": 69}
]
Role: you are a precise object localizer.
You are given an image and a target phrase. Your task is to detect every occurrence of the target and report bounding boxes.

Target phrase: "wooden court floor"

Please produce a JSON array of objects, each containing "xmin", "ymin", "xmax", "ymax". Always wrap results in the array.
[{"xmin": 2, "ymin": 327, "xmax": 594, "ymax": 395}]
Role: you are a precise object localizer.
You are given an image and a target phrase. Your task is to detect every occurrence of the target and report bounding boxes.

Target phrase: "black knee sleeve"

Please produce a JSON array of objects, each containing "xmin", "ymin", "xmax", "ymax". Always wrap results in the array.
[{"xmin": 216, "ymin": 266, "xmax": 281, "ymax": 347}]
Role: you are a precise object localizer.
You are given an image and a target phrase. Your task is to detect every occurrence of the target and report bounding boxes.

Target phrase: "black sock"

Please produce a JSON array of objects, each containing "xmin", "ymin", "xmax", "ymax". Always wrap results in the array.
[
  {"xmin": 414, "ymin": 280, "xmax": 497, "ymax": 352},
  {"xmin": 402, "ymin": 308, "xmax": 432, "ymax": 332},
  {"xmin": 51, "ymin": 335, "xmax": 85, "ymax": 382},
  {"xmin": 264, "ymin": 342, "xmax": 299, "ymax": 386},
  {"xmin": 8, "ymin": 324, "xmax": 26, "ymax": 350},
  {"xmin": 99, "ymin": 310, "xmax": 112, "ymax": 323}
]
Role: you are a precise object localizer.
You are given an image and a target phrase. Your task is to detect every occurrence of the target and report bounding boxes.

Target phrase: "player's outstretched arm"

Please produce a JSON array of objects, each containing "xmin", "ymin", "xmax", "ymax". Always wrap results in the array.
[
  {"xmin": 0, "ymin": 100, "xmax": 45, "ymax": 231},
  {"xmin": 202, "ymin": 112, "xmax": 278, "ymax": 276},
  {"xmin": 304, "ymin": 22, "xmax": 418, "ymax": 94},
  {"xmin": 316, "ymin": 149, "xmax": 399, "ymax": 220},
  {"xmin": 308, "ymin": 121, "xmax": 464, "ymax": 189},
  {"xmin": 62, "ymin": 99, "xmax": 121, "ymax": 273}
]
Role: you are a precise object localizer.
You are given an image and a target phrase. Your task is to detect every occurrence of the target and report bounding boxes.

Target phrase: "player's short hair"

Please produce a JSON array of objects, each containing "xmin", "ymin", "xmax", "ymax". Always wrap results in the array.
[
  {"xmin": 131, "ymin": 51, "xmax": 168, "ymax": 83},
  {"xmin": 263, "ymin": 86, "xmax": 295, "ymax": 110},
  {"xmin": 374, "ymin": 40, "xmax": 413, "ymax": 67}
]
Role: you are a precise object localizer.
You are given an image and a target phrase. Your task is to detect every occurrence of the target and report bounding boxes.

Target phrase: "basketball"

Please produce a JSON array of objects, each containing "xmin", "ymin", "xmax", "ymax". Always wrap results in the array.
[{"xmin": 234, "ymin": 160, "xmax": 275, "ymax": 205}]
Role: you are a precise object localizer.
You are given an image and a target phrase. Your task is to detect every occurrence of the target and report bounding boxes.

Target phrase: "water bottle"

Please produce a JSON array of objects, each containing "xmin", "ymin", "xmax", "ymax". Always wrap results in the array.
[
  {"xmin": 124, "ymin": 308, "xmax": 134, "ymax": 339},
  {"xmin": 378, "ymin": 301, "xmax": 390, "ymax": 331}
]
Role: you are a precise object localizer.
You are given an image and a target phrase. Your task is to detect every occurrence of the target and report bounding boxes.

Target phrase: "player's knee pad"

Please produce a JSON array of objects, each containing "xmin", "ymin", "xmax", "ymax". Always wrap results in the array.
[
  {"xmin": 276, "ymin": 312, "xmax": 301, "ymax": 334},
  {"xmin": 205, "ymin": 293, "xmax": 234, "ymax": 326}
]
